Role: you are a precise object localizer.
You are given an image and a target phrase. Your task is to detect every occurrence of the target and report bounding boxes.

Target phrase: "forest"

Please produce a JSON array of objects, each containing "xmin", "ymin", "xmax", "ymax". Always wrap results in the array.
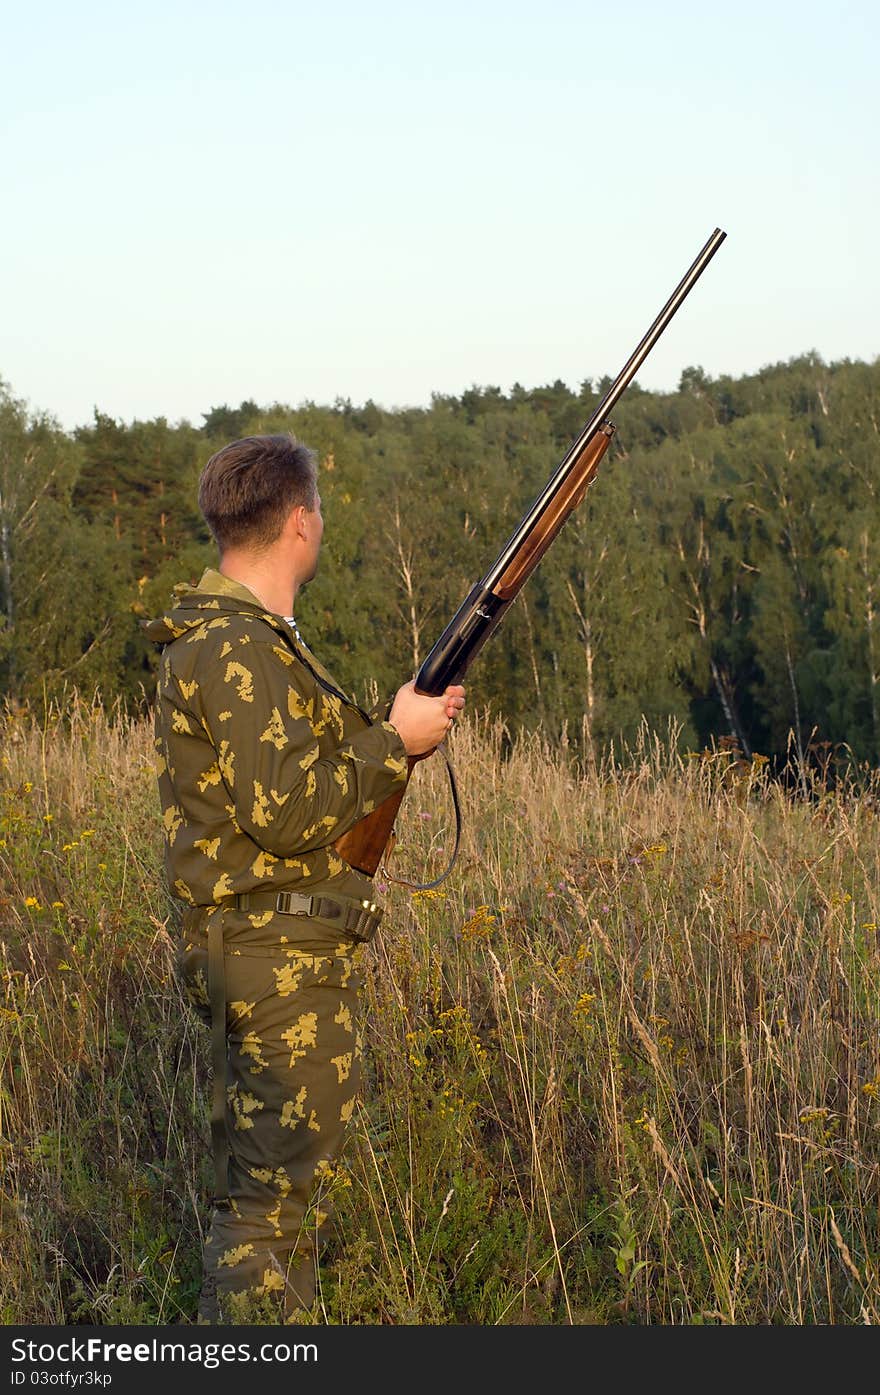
[
  {"xmin": 4, "ymin": 357, "xmax": 880, "ymax": 1325},
  {"xmin": 1, "ymin": 350, "xmax": 878, "ymax": 766}
]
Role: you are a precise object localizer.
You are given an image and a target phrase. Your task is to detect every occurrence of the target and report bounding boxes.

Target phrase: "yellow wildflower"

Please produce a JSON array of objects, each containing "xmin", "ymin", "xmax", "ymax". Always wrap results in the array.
[
  {"xmin": 574, "ymin": 992, "xmax": 597, "ymax": 1018},
  {"xmin": 461, "ymin": 905, "xmax": 496, "ymax": 940},
  {"xmin": 798, "ymin": 1107, "xmax": 828, "ymax": 1125}
]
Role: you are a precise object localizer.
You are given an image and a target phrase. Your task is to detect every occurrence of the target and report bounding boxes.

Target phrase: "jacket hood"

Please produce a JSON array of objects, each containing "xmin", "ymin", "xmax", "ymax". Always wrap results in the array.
[{"xmin": 143, "ymin": 569, "xmax": 280, "ymax": 647}]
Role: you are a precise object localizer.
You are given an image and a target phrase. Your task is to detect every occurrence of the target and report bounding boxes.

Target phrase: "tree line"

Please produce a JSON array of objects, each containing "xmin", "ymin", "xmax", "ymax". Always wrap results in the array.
[{"xmin": 1, "ymin": 350, "xmax": 878, "ymax": 766}]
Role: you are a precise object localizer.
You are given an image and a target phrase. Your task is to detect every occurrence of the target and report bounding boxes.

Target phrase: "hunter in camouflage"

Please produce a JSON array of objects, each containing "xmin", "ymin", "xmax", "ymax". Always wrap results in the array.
[{"xmin": 146, "ymin": 435, "xmax": 464, "ymax": 1322}]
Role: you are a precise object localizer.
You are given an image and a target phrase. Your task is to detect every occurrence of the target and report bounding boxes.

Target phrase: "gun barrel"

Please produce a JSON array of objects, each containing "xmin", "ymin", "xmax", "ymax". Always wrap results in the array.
[{"xmin": 482, "ymin": 226, "xmax": 726, "ymax": 591}]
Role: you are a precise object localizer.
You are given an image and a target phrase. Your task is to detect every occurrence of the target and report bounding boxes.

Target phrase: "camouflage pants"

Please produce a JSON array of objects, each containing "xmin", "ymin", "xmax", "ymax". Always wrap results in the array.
[{"xmin": 177, "ymin": 906, "xmax": 364, "ymax": 1322}]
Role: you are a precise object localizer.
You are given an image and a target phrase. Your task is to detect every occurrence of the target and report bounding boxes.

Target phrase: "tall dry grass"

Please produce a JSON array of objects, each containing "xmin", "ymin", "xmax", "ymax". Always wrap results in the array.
[{"xmin": 1, "ymin": 698, "xmax": 878, "ymax": 1324}]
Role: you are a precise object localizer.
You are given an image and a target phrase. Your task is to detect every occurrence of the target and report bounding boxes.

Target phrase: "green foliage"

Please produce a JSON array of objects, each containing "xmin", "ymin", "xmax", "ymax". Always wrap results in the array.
[{"xmin": 1, "ymin": 353, "xmax": 879, "ymax": 760}]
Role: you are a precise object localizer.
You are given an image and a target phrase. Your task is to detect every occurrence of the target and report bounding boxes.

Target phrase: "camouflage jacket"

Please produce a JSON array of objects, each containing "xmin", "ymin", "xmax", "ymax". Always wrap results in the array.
[{"xmin": 144, "ymin": 569, "xmax": 408, "ymax": 909}]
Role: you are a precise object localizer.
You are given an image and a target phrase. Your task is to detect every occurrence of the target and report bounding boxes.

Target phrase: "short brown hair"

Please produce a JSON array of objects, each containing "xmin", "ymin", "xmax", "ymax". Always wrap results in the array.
[{"xmin": 198, "ymin": 434, "xmax": 318, "ymax": 553}]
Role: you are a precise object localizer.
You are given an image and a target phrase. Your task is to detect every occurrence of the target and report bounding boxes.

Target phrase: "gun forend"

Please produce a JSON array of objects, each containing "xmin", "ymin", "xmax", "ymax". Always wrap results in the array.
[{"xmin": 415, "ymin": 423, "xmax": 615, "ymax": 695}]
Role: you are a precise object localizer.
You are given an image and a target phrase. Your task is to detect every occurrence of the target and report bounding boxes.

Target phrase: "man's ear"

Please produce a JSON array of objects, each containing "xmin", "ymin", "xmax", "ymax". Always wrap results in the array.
[{"xmin": 289, "ymin": 503, "xmax": 308, "ymax": 540}]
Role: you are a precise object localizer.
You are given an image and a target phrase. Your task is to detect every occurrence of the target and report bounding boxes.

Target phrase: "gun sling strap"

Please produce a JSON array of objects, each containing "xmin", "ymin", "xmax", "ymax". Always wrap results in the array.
[{"xmin": 384, "ymin": 739, "xmax": 462, "ymax": 891}]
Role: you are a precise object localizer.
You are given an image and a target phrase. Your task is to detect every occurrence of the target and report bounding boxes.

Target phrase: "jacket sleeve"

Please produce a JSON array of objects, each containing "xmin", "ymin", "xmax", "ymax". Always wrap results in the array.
[{"xmin": 195, "ymin": 639, "xmax": 408, "ymax": 858}]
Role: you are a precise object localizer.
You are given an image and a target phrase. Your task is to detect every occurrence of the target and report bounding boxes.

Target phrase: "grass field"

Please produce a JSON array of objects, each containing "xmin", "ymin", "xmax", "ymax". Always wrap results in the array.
[{"xmin": 2, "ymin": 698, "xmax": 879, "ymax": 1324}]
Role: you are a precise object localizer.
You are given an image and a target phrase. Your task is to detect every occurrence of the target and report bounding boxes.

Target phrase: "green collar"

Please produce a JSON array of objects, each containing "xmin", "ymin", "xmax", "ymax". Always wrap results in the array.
[
  {"xmin": 195, "ymin": 568, "xmax": 352, "ymax": 706},
  {"xmin": 196, "ymin": 567, "xmax": 269, "ymax": 611}
]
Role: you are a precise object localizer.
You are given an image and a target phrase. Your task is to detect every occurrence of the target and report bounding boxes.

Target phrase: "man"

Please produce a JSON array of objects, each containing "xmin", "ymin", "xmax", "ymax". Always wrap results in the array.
[{"xmin": 145, "ymin": 433, "xmax": 464, "ymax": 1322}]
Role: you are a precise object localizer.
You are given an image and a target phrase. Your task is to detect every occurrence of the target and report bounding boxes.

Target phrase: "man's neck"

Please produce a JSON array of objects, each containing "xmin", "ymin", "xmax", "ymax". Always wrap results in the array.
[{"xmin": 218, "ymin": 555, "xmax": 298, "ymax": 617}]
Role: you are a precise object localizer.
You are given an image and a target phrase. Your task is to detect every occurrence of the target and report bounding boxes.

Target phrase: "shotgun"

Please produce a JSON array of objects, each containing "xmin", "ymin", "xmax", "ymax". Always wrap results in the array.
[{"xmin": 334, "ymin": 227, "xmax": 727, "ymax": 876}]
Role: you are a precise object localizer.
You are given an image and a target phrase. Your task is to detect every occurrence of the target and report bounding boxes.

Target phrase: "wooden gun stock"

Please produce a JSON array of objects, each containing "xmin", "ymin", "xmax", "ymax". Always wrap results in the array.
[{"xmin": 332, "ymin": 757, "xmax": 416, "ymax": 876}]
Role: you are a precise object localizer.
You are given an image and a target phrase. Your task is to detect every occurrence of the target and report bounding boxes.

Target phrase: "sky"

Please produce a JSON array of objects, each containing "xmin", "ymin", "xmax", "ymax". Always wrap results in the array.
[{"xmin": 1, "ymin": 0, "xmax": 878, "ymax": 431}]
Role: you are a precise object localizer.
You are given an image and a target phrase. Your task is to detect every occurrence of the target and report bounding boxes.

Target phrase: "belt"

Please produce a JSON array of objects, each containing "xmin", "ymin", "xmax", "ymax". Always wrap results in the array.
[
  {"xmin": 233, "ymin": 889, "xmax": 383, "ymax": 943},
  {"xmin": 205, "ymin": 888, "xmax": 383, "ymax": 1211}
]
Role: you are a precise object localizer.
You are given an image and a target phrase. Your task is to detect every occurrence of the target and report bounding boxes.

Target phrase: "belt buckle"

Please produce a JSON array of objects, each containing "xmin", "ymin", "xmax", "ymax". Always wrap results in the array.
[{"xmin": 276, "ymin": 891, "xmax": 314, "ymax": 917}]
